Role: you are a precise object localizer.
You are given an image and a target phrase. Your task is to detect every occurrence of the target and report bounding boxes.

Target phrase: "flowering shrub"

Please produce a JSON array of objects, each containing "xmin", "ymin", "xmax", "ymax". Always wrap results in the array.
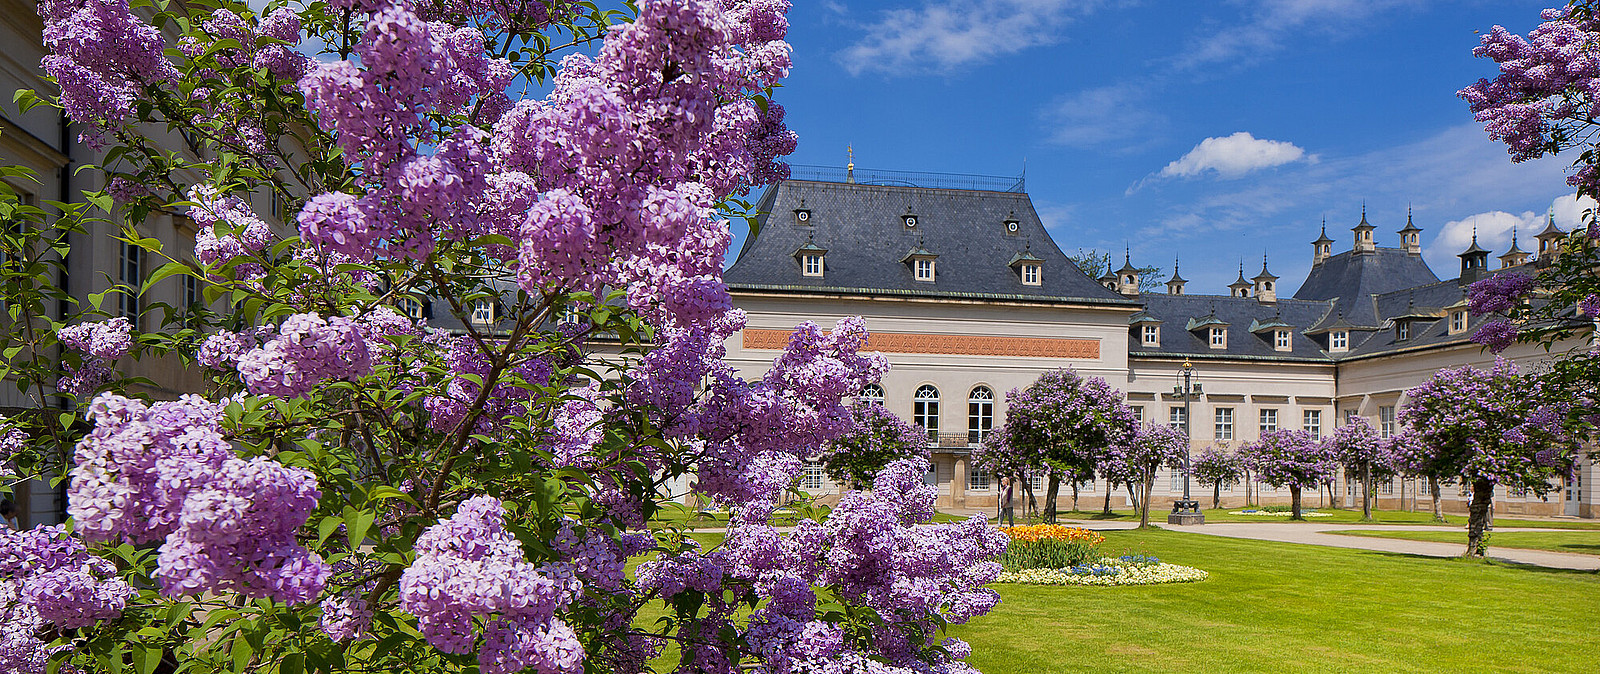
[
  {"xmin": 820, "ymin": 401, "xmax": 929, "ymax": 488},
  {"xmin": 999, "ymin": 525, "xmax": 1104, "ymax": 570},
  {"xmin": 1228, "ymin": 509, "xmax": 1333, "ymax": 518},
  {"xmin": 1239, "ymin": 429, "xmax": 1336, "ymax": 520},
  {"xmin": 0, "ymin": 1, "xmax": 1007, "ymax": 673}
]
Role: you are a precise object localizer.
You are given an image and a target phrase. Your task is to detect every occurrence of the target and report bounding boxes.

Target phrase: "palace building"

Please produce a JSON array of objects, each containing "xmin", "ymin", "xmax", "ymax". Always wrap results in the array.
[{"xmin": 722, "ymin": 167, "xmax": 1596, "ymax": 518}]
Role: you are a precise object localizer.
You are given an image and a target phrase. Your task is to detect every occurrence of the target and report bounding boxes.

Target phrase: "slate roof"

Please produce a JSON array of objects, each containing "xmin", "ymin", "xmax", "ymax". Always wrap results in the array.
[
  {"xmin": 724, "ymin": 180, "xmax": 1134, "ymax": 305},
  {"xmin": 1291, "ymin": 247, "xmax": 1440, "ymax": 326},
  {"xmin": 1130, "ymin": 294, "xmax": 1335, "ymax": 361}
]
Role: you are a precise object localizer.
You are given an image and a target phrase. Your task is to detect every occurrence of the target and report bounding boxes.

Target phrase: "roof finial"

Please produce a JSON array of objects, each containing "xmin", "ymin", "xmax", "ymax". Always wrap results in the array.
[
  {"xmin": 1472, "ymin": 219, "xmax": 1479, "ymax": 244},
  {"xmin": 1173, "ymin": 255, "xmax": 1180, "ymax": 275},
  {"xmin": 1125, "ymin": 244, "xmax": 1131, "ymax": 265},
  {"xmin": 1511, "ymin": 223, "xmax": 1518, "ymax": 246},
  {"xmin": 846, "ymin": 144, "xmax": 855, "ymax": 184}
]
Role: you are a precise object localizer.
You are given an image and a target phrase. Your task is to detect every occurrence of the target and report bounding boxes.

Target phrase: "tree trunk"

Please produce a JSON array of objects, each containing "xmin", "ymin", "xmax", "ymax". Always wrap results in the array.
[
  {"xmin": 1044, "ymin": 473, "xmax": 1061, "ymax": 524},
  {"xmin": 1126, "ymin": 482, "xmax": 1139, "ymax": 513},
  {"xmin": 1102, "ymin": 488, "xmax": 1112, "ymax": 516},
  {"xmin": 1466, "ymin": 477, "xmax": 1495, "ymax": 556},
  {"xmin": 1212, "ymin": 482, "xmax": 1221, "ymax": 510},
  {"xmin": 1071, "ymin": 481, "xmax": 1080, "ymax": 513},
  {"xmin": 1022, "ymin": 479, "xmax": 1036, "ymax": 521},
  {"xmin": 1243, "ymin": 469, "xmax": 1254, "ymax": 506},
  {"xmin": 1139, "ymin": 470, "xmax": 1156, "ymax": 528},
  {"xmin": 1290, "ymin": 485, "xmax": 1303, "ymax": 520},
  {"xmin": 1429, "ymin": 476, "xmax": 1444, "ymax": 523},
  {"xmin": 1360, "ymin": 463, "xmax": 1373, "ymax": 521}
]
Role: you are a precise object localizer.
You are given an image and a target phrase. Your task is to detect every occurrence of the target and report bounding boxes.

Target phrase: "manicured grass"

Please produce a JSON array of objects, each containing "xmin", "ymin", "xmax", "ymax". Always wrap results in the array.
[
  {"xmin": 1327, "ymin": 529, "xmax": 1600, "ymax": 556},
  {"xmin": 953, "ymin": 528, "xmax": 1600, "ymax": 673}
]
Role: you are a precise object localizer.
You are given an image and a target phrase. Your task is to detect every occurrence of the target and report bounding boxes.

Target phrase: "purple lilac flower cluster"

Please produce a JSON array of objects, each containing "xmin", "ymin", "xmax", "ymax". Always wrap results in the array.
[
  {"xmin": 1104, "ymin": 423, "xmax": 1189, "ymax": 488},
  {"xmin": 1461, "ymin": 7, "xmax": 1600, "ymax": 190},
  {"xmin": 187, "ymin": 185, "xmax": 276, "ymax": 282},
  {"xmin": 1396, "ymin": 357, "xmax": 1579, "ymax": 493},
  {"xmin": 235, "ymin": 313, "xmax": 373, "ymax": 398},
  {"xmin": 68, "ymin": 393, "xmax": 329, "ymax": 603},
  {"xmin": 37, "ymin": 0, "xmax": 180, "ymax": 147},
  {"xmin": 1467, "ymin": 272, "xmax": 1536, "ymax": 314},
  {"xmin": 399, "ymin": 496, "xmax": 584, "ymax": 674},
  {"xmin": 1328, "ymin": 416, "xmax": 1393, "ymax": 475},
  {"xmin": 973, "ymin": 368, "xmax": 1139, "ymax": 483},
  {"xmin": 56, "ymin": 317, "xmax": 133, "ymax": 397},
  {"xmin": 1, "ymin": 525, "xmax": 135, "ymax": 674},
  {"xmin": 423, "ymin": 334, "xmax": 554, "ymax": 435}
]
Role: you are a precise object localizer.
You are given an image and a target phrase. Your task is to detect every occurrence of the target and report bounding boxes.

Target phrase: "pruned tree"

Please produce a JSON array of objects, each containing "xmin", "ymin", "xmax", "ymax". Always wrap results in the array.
[
  {"xmin": 1239, "ymin": 429, "xmax": 1337, "ymax": 520},
  {"xmin": 1192, "ymin": 444, "xmax": 1243, "ymax": 510},
  {"xmin": 820, "ymin": 402, "xmax": 929, "ymax": 489},
  {"xmin": 1396, "ymin": 359, "xmax": 1583, "ymax": 555},
  {"xmin": 1105, "ymin": 423, "xmax": 1190, "ymax": 528},
  {"xmin": 1328, "ymin": 417, "xmax": 1390, "ymax": 521},
  {"xmin": 974, "ymin": 369, "xmax": 1137, "ymax": 523}
]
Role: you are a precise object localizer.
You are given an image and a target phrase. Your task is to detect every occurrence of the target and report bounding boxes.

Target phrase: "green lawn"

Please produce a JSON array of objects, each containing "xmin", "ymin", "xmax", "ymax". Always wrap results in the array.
[
  {"xmin": 954, "ymin": 528, "xmax": 1600, "ymax": 673},
  {"xmin": 1327, "ymin": 529, "xmax": 1600, "ymax": 556},
  {"xmin": 1036, "ymin": 507, "xmax": 1600, "ymax": 529}
]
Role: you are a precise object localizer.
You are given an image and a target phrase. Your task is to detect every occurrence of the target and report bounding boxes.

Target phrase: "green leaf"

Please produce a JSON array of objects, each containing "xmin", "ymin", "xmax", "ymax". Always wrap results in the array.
[
  {"xmin": 317, "ymin": 515, "xmax": 343, "ymax": 547},
  {"xmin": 132, "ymin": 644, "xmax": 162, "ymax": 674},
  {"xmin": 345, "ymin": 507, "xmax": 375, "ymax": 548},
  {"xmin": 146, "ymin": 260, "xmax": 191, "ymax": 287}
]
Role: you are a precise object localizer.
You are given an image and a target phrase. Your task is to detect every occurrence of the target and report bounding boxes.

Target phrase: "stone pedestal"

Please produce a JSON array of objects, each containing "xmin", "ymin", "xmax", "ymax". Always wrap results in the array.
[{"xmin": 1167, "ymin": 499, "xmax": 1205, "ymax": 525}]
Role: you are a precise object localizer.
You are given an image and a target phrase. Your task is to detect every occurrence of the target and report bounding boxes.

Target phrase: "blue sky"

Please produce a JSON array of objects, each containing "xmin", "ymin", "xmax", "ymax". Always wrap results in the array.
[{"xmin": 742, "ymin": 0, "xmax": 1592, "ymax": 295}]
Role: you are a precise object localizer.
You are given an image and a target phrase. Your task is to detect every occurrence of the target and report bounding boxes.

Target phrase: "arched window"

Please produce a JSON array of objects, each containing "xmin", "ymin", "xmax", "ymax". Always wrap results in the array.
[
  {"xmin": 913, "ymin": 385, "xmax": 940, "ymax": 441},
  {"xmin": 858, "ymin": 384, "xmax": 885, "ymax": 405},
  {"xmin": 968, "ymin": 386, "xmax": 993, "ymax": 444}
]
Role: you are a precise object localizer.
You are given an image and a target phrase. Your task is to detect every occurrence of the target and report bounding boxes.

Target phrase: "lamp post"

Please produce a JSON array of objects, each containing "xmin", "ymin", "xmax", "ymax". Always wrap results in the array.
[{"xmin": 1168, "ymin": 359, "xmax": 1206, "ymax": 525}]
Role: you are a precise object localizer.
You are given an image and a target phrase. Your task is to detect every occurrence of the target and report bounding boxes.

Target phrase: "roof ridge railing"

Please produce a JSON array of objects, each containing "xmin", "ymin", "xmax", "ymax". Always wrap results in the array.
[{"xmin": 786, "ymin": 164, "xmax": 1026, "ymax": 193}]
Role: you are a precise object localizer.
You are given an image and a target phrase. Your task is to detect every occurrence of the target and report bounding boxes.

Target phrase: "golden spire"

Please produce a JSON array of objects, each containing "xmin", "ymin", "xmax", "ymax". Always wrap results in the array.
[{"xmin": 846, "ymin": 144, "xmax": 855, "ymax": 183}]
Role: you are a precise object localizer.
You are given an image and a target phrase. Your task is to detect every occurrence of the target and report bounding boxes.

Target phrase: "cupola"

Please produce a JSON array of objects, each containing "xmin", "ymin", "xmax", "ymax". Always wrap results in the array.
[
  {"xmin": 1252, "ymin": 255, "xmax": 1278, "ymax": 304},
  {"xmin": 1115, "ymin": 248, "xmax": 1140, "ymax": 296},
  {"xmin": 1166, "ymin": 257, "xmax": 1187, "ymax": 295},
  {"xmin": 1397, "ymin": 206, "xmax": 1422, "ymax": 256},
  {"xmin": 1228, "ymin": 263, "xmax": 1252, "ymax": 298},
  {"xmin": 1536, "ymin": 211, "xmax": 1564, "ymax": 263},
  {"xmin": 1312, "ymin": 219, "xmax": 1334, "ymax": 266},
  {"xmin": 1458, "ymin": 225, "xmax": 1489, "ymax": 285},
  {"xmin": 1499, "ymin": 225, "xmax": 1530, "ymax": 268},
  {"xmin": 1352, "ymin": 205, "xmax": 1376, "ymax": 254}
]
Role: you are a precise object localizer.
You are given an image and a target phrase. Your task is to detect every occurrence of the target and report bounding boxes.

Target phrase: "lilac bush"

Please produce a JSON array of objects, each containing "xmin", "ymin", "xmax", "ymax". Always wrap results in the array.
[
  {"xmin": 1238, "ymin": 429, "xmax": 1335, "ymax": 520},
  {"xmin": 973, "ymin": 369, "xmax": 1137, "ymax": 523},
  {"xmin": 0, "ymin": 0, "xmax": 1005, "ymax": 671},
  {"xmin": 1109, "ymin": 423, "xmax": 1189, "ymax": 528},
  {"xmin": 1462, "ymin": 3, "xmax": 1600, "ymax": 387},
  {"xmin": 820, "ymin": 401, "xmax": 929, "ymax": 489},
  {"xmin": 1397, "ymin": 358, "xmax": 1582, "ymax": 555}
]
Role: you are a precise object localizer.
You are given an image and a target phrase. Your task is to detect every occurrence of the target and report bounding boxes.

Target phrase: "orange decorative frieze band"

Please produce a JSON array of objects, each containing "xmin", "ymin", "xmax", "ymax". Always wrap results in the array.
[{"xmin": 741, "ymin": 329, "xmax": 1099, "ymax": 359}]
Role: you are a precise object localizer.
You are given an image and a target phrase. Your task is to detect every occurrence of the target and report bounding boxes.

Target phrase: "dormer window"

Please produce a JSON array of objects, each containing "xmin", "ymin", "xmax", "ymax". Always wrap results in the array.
[
  {"xmin": 1397, "ymin": 321, "xmax": 1410, "ymax": 341},
  {"xmin": 472, "ymin": 299, "xmax": 498, "ymax": 326},
  {"xmin": 1209, "ymin": 327, "xmax": 1227, "ymax": 348},
  {"xmin": 1450, "ymin": 310, "xmax": 1467, "ymax": 334},
  {"xmin": 1143, "ymin": 324, "xmax": 1160, "ymax": 346},
  {"xmin": 1022, "ymin": 263, "xmax": 1041, "ymax": 285},
  {"xmin": 1275, "ymin": 330, "xmax": 1291, "ymax": 350},
  {"xmin": 802, "ymin": 253, "xmax": 824, "ymax": 277},
  {"xmin": 1330, "ymin": 330, "xmax": 1349, "ymax": 351},
  {"xmin": 915, "ymin": 258, "xmax": 935, "ymax": 281}
]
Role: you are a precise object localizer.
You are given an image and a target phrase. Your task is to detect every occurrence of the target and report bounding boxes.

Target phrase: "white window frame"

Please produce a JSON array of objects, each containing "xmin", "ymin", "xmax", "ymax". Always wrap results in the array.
[
  {"xmin": 802, "ymin": 253, "xmax": 824, "ymax": 277},
  {"xmin": 119, "ymin": 240, "xmax": 142, "ymax": 323},
  {"xmin": 1397, "ymin": 321, "xmax": 1410, "ymax": 341},
  {"xmin": 1450, "ymin": 311, "xmax": 1467, "ymax": 334},
  {"xmin": 858, "ymin": 384, "xmax": 885, "ymax": 405},
  {"xmin": 1131, "ymin": 405, "xmax": 1144, "ymax": 424},
  {"xmin": 1210, "ymin": 327, "xmax": 1227, "ymax": 348},
  {"xmin": 1275, "ymin": 330, "xmax": 1291, "ymax": 350},
  {"xmin": 1330, "ymin": 331, "xmax": 1348, "ymax": 350},
  {"xmin": 968, "ymin": 464, "xmax": 991, "ymax": 491},
  {"xmin": 801, "ymin": 461, "xmax": 825, "ymax": 490},
  {"xmin": 968, "ymin": 386, "xmax": 994, "ymax": 445},
  {"xmin": 1259, "ymin": 408, "xmax": 1278, "ymax": 433},
  {"xmin": 1214, "ymin": 407, "xmax": 1234, "ymax": 440},
  {"xmin": 914, "ymin": 384, "xmax": 940, "ymax": 440},
  {"xmin": 1142, "ymin": 324, "xmax": 1159, "ymax": 346},
  {"xmin": 1303, "ymin": 409, "xmax": 1322, "ymax": 440},
  {"xmin": 471, "ymin": 299, "xmax": 498, "ymax": 325},
  {"xmin": 1021, "ymin": 263, "xmax": 1041, "ymax": 285},
  {"xmin": 914, "ymin": 258, "xmax": 935, "ymax": 281},
  {"xmin": 1169, "ymin": 406, "xmax": 1187, "ymax": 432},
  {"xmin": 1379, "ymin": 406, "xmax": 1395, "ymax": 438}
]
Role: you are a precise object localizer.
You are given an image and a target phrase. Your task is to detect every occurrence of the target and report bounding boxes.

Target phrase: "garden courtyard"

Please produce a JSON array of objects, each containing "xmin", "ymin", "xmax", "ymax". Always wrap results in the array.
[{"xmin": 649, "ymin": 509, "xmax": 1600, "ymax": 672}]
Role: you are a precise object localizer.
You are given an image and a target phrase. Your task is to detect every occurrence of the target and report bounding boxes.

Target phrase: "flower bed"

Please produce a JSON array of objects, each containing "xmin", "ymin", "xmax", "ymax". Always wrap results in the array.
[
  {"xmin": 1000, "ymin": 525, "xmax": 1105, "ymax": 570},
  {"xmin": 996, "ymin": 555, "xmax": 1209, "ymax": 586},
  {"xmin": 1228, "ymin": 509, "xmax": 1333, "ymax": 518}
]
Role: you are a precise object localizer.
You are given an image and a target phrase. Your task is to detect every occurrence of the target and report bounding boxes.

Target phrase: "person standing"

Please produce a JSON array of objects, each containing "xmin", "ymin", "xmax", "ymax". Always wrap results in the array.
[
  {"xmin": 1, "ymin": 499, "xmax": 18, "ymax": 530},
  {"xmin": 998, "ymin": 477, "xmax": 1015, "ymax": 527}
]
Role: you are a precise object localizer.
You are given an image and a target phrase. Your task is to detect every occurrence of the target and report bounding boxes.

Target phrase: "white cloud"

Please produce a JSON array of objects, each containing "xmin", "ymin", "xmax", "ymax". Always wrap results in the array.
[
  {"xmin": 1157, "ymin": 132, "xmax": 1309, "ymax": 179},
  {"xmin": 1171, "ymin": 0, "xmax": 1423, "ymax": 72},
  {"xmin": 835, "ymin": 0, "xmax": 1109, "ymax": 76},
  {"xmin": 1426, "ymin": 193, "xmax": 1597, "ymax": 273},
  {"xmin": 1043, "ymin": 82, "xmax": 1164, "ymax": 148}
]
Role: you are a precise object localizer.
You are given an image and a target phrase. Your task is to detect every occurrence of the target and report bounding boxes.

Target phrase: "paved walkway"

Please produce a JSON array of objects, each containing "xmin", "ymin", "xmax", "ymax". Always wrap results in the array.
[{"xmin": 1043, "ymin": 517, "xmax": 1600, "ymax": 571}]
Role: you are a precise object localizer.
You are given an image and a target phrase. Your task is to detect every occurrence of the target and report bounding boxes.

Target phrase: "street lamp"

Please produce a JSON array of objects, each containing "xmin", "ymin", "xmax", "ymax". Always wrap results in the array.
[{"xmin": 1168, "ymin": 359, "xmax": 1205, "ymax": 525}]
